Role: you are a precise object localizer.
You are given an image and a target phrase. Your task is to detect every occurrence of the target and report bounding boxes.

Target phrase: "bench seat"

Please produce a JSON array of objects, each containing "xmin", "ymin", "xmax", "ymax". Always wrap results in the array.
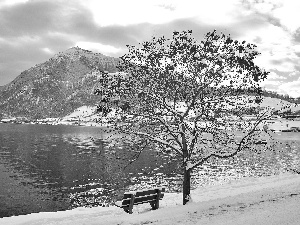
[{"xmin": 115, "ymin": 187, "xmax": 165, "ymax": 214}]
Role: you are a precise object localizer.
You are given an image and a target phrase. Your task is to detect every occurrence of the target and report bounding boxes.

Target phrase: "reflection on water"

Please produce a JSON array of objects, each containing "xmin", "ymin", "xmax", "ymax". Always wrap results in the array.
[
  {"xmin": 0, "ymin": 124, "xmax": 179, "ymax": 217},
  {"xmin": 191, "ymin": 138, "xmax": 300, "ymax": 188},
  {"xmin": 0, "ymin": 124, "xmax": 300, "ymax": 218}
]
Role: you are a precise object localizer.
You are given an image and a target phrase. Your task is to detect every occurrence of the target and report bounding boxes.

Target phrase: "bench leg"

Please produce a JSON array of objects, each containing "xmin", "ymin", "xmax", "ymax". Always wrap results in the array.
[
  {"xmin": 150, "ymin": 201, "xmax": 156, "ymax": 209},
  {"xmin": 150, "ymin": 189, "xmax": 161, "ymax": 210},
  {"xmin": 128, "ymin": 194, "xmax": 135, "ymax": 214},
  {"xmin": 123, "ymin": 207, "xmax": 129, "ymax": 213}
]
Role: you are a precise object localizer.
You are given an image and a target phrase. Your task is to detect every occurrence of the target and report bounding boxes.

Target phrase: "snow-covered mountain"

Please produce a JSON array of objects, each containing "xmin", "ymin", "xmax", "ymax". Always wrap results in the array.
[{"xmin": 0, "ymin": 47, "xmax": 120, "ymax": 120}]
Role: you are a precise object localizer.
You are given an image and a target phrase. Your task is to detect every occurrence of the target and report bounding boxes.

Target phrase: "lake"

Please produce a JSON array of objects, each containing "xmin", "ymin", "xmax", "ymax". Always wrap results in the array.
[
  {"xmin": 0, "ymin": 123, "xmax": 180, "ymax": 218},
  {"xmin": 0, "ymin": 123, "xmax": 299, "ymax": 218}
]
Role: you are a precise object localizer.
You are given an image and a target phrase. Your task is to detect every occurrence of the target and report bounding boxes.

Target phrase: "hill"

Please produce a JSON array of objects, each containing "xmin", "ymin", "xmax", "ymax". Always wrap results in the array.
[
  {"xmin": 259, "ymin": 97, "xmax": 300, "ymax": 112},
  {"xmin": 0, "ymin": 47, "xmax": 120, "ymax": 119}
]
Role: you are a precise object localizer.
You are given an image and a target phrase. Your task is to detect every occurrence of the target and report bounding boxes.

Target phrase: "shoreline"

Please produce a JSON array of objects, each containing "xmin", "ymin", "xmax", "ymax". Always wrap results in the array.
[
  {"xmin": 1, "ymin": 118, "xmax": 300, "ymax": 132},
  {"xmin": 0, "ymin": 120, "xmax": 108, "ymax": 128},
  {"xmin": 1, "ymin": 172, "xmax": 300, "ymax": 224}
]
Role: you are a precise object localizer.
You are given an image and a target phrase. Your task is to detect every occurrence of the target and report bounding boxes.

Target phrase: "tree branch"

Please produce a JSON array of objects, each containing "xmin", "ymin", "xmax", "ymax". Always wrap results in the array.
[
  {"xmin": 123, "ymin": 141, "xmax": 149, "ymax": 169},
  {"xmin": 129, "ymin": 131, "xmax": 183, "ymax": 156},
  {"xmin": 190, "ymin": 108, "xmax": 270, "ymax": 170}
]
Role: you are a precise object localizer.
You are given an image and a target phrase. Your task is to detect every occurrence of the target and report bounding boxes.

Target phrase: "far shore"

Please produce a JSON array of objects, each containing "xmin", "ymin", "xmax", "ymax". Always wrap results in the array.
[
  {"xmin": 0, "ymin": 120, "xmax": 107, "ymax": 128},
  {"xmin": 1, "ymin": 117, "xmax": 300, "ymax": 133}
]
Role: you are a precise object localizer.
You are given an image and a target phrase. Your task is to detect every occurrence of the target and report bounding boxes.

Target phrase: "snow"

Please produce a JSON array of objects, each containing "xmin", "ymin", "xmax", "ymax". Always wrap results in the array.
[
  {"xmin": 64, "ymin": 106, "xmax": 96, "ymax": 118},
  {"xmin": 1, "ymin": 172, "xmax": 300, "ymax": 225},
  {"xmin": 266, "ymin": 119, "xmax": 300, "ymax": 131},
  {"xmin": 186, "ymin": 161, "xmax": 196, "ymax": 170}
]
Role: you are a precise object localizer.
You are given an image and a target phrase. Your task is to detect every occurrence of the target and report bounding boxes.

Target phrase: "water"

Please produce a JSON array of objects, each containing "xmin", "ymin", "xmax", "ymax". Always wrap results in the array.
[
  {"xmin": 0, "ymin": 123, "xmax": 179, "ymax": 218},
  {"xmin": 0, "ymin": 123, "xmax": 299, "ymax": 218}
]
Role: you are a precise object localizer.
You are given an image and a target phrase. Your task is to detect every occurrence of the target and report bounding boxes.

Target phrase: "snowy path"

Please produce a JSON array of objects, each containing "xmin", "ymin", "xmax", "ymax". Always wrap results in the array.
[{"xmin": 1, "ymin": 172, "xmax": 300, "ymax": 225}]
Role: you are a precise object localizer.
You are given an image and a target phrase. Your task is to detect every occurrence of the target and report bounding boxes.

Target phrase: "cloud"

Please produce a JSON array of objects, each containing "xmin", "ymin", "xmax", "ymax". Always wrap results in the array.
[
  {"xmin": 86, "ymin": 0, "xmax": 244, "ymax": 27},
  {"xmin": 267, "ymin": 71, "xmax": 287, "ymax": 80},
  {"xmin": 41, "ymin": 47, "xmax": 54, "ymax": 55},
  {"xmin": 277, "ymin": 78, "xmax": 300, "ymax": 98},
  {"xmin": 0, "ymin": 0, "xmax": 29, "ymax": 8},
  {"xmin": 245, "ymin": 25, "xmax": 298, "ymax": 72},
  {"xmin": 272, "ymin": 0, "xmax": 300, "ymax": 32},
  {"xmin": 239, "ymin": 0, "xmax": 300, "ymax": 84},
  {"xmin": 0, "ymin": 1, "xmax": 58, "ymax": 37},
  {"xmin": 75, "ymin": 41, "xmax": 122, "ymax": 55},
  {"xmin": 244, "ymin": 0, "xmax": 300, "ymax": 32},
  {"xmin": 293, "ymin": 28, "xmax": 300, "ymax": 43},
  {"xmin": 262, "ymin": 69, "xmax": 300, "ymax": 98}
]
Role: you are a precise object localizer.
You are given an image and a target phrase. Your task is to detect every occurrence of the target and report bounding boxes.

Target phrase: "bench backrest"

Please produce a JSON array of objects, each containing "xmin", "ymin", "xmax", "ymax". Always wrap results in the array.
[{"xmin": 121, "ymin": 188, "xmax": 165, "ymax": 207}]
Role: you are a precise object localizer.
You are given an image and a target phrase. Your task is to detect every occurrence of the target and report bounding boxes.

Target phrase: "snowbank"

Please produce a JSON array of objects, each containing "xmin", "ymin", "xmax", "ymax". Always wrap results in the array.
[{"xmin": 1, "ymin": 172, "xmax": 300, "ymax": 225}]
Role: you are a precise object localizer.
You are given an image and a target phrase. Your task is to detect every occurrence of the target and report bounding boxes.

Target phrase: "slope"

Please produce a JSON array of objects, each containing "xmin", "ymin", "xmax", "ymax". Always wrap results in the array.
[{"xmin": 0, "ymin": 47, "xmax": 120, "ymax": 119}]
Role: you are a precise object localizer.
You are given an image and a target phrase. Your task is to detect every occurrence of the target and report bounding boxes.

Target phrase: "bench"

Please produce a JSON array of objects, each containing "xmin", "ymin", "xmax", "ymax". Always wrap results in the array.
[
  {"xmin": 254, "ymin": 139, "xmax": 267, "ymax": 144},
  {"xmin": 115, "ymin": 187, "xmax": 165, "ymax": 214}
]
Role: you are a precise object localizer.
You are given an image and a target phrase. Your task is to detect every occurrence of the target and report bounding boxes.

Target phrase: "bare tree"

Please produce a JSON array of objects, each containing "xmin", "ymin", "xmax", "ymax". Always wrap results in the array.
[{"xmin": 94, "ymin": 30, "xmax": 270, "ymax": 205}]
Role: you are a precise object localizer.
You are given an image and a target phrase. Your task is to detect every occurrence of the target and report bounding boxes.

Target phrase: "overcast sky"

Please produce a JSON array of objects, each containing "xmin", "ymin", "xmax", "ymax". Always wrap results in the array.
[{"xmin": 0, "ymin": 0, "xmax": 300, "ymax": 97}]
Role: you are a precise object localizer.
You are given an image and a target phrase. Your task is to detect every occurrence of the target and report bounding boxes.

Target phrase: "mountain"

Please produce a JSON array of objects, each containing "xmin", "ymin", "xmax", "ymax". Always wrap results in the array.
[
  {"xmin": 0, "ymin": 47, "xmax": 120, "ymax": 119},
  {"xmin": 1, "ymin": 47, "xmax": 299, "ymax": 121}
]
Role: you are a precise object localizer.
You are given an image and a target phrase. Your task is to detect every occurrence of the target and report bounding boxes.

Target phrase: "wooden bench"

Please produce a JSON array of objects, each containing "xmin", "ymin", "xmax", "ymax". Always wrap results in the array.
[
  {"xmin": 254, "ymin": 139, "xmax": 267, "ymax": 145},
  {"xmin": 115, "ymin": 187, "xmax": 165, "ymax": 214}
]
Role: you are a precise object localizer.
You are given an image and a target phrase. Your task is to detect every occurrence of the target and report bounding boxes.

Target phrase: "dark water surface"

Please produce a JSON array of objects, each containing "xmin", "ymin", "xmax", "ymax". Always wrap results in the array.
[
  {"xmin": 0, "ymin": 123, "xmax": 299, "ymax": 218},
  {"xmin": 0, "ymin": 123, "xmax": 179, "ymax": 218}
]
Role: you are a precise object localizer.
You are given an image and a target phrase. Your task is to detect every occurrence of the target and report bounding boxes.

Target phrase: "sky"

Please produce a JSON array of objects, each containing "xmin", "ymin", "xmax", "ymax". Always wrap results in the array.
[{"xmin": 0, "ymin": 0, "xmax": 300, "ymax": 98}]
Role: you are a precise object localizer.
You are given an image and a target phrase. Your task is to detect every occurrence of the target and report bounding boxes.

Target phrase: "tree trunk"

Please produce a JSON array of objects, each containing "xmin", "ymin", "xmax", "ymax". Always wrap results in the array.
[
  {"xmin": 181, "ymin": 123, "xmax": 191, "ymax": 205},
  {"xmin": 183, "ymin": 167, "xmax": 191, "ymax": 205}
]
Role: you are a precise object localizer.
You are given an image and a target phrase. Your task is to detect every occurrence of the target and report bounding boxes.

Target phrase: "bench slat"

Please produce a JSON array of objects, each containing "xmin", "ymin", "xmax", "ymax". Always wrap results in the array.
[
  {"xmin": 124, "ymin": 188, "xmax": 165, "ymax": 197},
  {"xmin": 123, "ymin": 192, "xmax": 165, "ymax": 201},
  {"xmin": 122, "ymin": 194, "xmax": 159, "ymax": 206},
  {"xmin": 135, "ymin": 189, "xmax": 157, "ymax": 197}
]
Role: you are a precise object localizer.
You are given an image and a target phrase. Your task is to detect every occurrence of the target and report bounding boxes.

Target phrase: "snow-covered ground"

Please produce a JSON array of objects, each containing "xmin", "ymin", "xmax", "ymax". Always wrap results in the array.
[{"xmin": 1, "ymin": 172, "xmax": 300, "ymax": 225}]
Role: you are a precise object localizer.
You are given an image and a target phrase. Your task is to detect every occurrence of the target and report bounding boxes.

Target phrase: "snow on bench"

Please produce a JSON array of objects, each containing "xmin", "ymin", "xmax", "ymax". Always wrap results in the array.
[{"xmin": 115, "ymin": 187, "xmax": 165, "ymax": 214}]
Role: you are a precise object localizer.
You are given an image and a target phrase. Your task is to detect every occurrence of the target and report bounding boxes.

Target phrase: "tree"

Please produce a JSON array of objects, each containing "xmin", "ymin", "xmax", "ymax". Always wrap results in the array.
[{"xmin": 94, "ymin": 30, "xmax": 270, "ymax": 205}]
